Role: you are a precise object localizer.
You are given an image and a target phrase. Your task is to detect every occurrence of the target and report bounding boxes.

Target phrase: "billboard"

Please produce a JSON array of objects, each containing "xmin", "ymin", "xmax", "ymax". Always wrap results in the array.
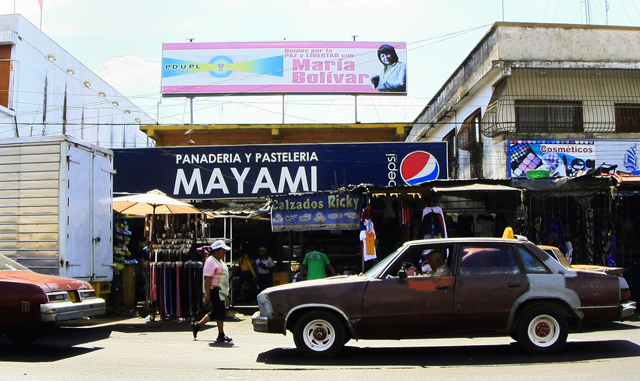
[
  {"xmin": 113, "ymin": 142, "xmax": 446, "ymax": 200},
  {"xmin": 161, "ymin": 41, "xmax": 407, "ymax": 96},
  {"xmin": 508, "ymin": 140, "xmax": 640, "ymax": 178}
]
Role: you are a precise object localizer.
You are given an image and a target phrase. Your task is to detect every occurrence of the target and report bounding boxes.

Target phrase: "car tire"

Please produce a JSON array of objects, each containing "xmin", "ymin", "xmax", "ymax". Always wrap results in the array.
[
  {"xmin": 293, "ymin": 310, "xmax": 345, "ymax": 359},
  {"xmin": 4, "ymin": 325, "xmax": 41, "ymax": 346},
  {"xmin": 516, "ymin": 305, "xmax": 568, "ymax": 354}
]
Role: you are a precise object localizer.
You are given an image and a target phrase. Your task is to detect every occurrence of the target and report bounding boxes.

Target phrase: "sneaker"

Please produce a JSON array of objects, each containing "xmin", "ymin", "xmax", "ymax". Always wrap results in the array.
[
  {"xmin": 216, "ymin": 334, "xmax": 232, "ymax": 343},
  {"xmin": 191, "ymin": 323, "xmax": 200, "ymax": 339}
]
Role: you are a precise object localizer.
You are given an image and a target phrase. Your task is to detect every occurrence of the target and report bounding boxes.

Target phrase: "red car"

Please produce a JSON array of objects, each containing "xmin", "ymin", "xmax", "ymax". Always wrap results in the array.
[{"xmin": 0, "ymin": 253, "xmax": 106, "ymax": 345}]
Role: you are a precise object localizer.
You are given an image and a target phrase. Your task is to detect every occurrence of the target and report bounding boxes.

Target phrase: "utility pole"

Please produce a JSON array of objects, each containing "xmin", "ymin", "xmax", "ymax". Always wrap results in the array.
[{"xmin": 581, "ymin": 0, "xmax": 592, "ymax": 24}]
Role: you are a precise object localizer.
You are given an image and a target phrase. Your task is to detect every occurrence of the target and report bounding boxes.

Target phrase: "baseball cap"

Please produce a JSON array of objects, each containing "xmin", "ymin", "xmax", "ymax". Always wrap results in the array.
[{"xmin": 211, "ymin": 240, "xmax": 231, "ymax": 251}]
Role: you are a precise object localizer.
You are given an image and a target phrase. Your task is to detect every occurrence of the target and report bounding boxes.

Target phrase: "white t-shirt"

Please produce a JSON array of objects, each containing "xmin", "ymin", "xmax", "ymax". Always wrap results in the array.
[{"xmin": 256, "ymin": 257, "xmax": 274, "ymax": 275}]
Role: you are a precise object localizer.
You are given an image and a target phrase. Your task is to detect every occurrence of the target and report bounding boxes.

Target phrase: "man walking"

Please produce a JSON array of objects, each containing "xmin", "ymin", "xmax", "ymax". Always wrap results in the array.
[{"xmin": 192, "ymin": 240, "xmax": 233, "ymax": 342}]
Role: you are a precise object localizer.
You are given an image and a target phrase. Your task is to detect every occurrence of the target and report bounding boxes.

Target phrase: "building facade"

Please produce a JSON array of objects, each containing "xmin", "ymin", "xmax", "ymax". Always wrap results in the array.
[
  {"xmin": 407, "ymin": 22, "xmax": 640, "ymax": 180},
  {"xmin": 0, "ymin": 14, "xmax": 154, "ymax": 148}
]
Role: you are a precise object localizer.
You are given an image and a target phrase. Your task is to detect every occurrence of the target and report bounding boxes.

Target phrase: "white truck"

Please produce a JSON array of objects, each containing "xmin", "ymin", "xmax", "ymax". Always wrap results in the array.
[{"xmin": 0, "ymin": 135, "xmax": 114, "ymax": 286}]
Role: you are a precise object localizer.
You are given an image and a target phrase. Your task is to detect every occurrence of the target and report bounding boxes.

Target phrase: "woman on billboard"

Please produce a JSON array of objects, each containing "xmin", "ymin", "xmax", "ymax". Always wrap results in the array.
[{"xmin": 370, "ymin": 44, "xmax": 406, "ymax": 92}]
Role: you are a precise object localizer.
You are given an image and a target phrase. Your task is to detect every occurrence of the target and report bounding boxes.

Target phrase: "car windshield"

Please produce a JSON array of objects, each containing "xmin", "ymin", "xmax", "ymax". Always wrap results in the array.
[
  {"xmin": 362, "ymin": 246, "xmax": 403, "ymax": 278},
  {"xmin": 0, "ymin": 254, "xmax": 30, "ymax": 271}
]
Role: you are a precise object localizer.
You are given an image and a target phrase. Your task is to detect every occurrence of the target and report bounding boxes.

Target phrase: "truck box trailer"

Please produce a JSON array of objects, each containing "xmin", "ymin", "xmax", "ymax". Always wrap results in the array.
[{"xmin": 0, "ymin": 135, "xmax": 114, "ymax": 283}]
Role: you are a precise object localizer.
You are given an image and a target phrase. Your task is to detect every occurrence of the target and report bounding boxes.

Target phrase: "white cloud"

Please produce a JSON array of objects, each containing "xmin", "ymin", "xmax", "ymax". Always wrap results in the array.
[{"xmin": 92, "ymin": 55, "xmax": 161, "ymax": 109}]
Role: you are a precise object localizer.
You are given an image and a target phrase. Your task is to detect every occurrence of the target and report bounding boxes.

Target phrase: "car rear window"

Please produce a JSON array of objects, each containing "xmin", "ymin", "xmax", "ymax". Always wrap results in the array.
[
  {"xmin": 459, "ymin": 245, "xmax": 521, "ymax": 276},
  {"xmin": 518, "ymin": 247, "xmax": 550, "ymax": 274}
]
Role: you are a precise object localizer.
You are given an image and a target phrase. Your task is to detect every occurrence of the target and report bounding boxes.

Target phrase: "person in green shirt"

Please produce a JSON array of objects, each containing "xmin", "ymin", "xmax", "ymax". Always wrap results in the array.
[{"xmin": 301, "ymin": 248, "xmax": 336, "ymax": 280}]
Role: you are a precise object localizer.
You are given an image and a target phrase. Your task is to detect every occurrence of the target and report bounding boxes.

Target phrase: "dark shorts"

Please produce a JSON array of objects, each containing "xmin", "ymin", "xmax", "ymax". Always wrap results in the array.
[{"xmin": 207, "ymin": 287, "xmax": 226, "ymax": 321}]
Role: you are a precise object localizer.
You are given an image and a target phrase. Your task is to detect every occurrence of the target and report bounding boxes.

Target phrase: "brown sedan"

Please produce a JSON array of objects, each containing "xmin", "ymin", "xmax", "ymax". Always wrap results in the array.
[{"xmin": 252, "ymin": 236, "xmax": 635, "ymax": 358}]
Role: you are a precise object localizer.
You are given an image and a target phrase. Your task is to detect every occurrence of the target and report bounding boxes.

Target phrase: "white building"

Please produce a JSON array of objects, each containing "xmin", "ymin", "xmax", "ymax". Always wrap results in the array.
[
  {"xmin": 0, "ymin": 14, "xmax": 154, "ymax": 148},
  {"xmin": 407, "ymin": 22, "xmax": 640, "ymax": 180}
]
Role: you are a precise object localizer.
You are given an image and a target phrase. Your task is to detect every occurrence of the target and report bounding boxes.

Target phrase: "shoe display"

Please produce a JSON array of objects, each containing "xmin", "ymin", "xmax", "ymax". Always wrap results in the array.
[
  {"xmin": 216, "ymin": 334, "xmax": 232, "ymax": 342},
  {"xmin": 192, "ymin": 323, "xmax": 200, "ymax": 339}
]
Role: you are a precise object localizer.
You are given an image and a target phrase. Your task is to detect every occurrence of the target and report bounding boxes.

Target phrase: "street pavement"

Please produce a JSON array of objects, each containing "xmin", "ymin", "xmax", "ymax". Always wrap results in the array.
[{"xmin": 2, "ymin": 310, "xmax": 640, "ymax": 381}]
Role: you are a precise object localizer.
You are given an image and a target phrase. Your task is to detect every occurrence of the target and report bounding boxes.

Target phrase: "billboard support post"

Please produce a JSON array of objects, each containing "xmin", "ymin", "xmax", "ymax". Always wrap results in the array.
[
  {"xmin": 282, "ymin": 95, "xmax": 285, "ymax": 124},
  {"xmin": 355, "ymin": 95, "xmax": 358, "ymax": 123},
  {"xmin": 189, "ymin": 97, "xmax": 194, "ymax": 125}
]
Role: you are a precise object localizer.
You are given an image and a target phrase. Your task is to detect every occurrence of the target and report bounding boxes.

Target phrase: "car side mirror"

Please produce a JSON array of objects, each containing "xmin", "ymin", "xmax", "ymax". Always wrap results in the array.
[{"xmin": 398, "ymin": 270, "xmax": 408, "ymax": 282}]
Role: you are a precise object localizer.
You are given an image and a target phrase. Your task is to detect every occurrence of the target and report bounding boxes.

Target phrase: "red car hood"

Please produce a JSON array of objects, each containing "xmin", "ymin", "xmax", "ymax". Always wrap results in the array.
[{"xmin": 0, "ymin": 270, "xmax": 90, "ymax": 292}]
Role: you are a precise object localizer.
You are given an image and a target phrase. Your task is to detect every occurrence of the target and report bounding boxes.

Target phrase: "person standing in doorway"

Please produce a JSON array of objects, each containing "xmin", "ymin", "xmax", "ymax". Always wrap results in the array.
[
  {"xmin": 234, "ymin": 243, "xmax": 259, "ymax": 301},
  {"xmin": 255, "ymin": 247, "xmax": 275, "ymax": 290},
  {"xmin": 301, "ymin": 247, "xmax": 336, "ymax": 280},
  {"xmin": 192, "ymin": 240, "xmax": 233, "ymax": 343}
]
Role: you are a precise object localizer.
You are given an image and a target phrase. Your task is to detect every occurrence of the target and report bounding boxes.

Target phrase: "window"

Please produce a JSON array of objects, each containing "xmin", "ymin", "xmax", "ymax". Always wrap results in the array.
[
  {"xmin": 615, "ymin": 104, "xmax": 640, "ymax": 132},
  {"xmin": 456, "ymin": 108, "xmax": 484, "ymax": 178},
  {"xmin": 385, "ymin": 244, "xmax": 453, "ymax": 277},
  {"xmin": 443, "ymin": 128, "xmax": 457, "ymax": 178},
  {"xmin": 459, "ymin": 245, "xmax": 520, "ymax": 276},
  {"xmin": 457, "ymin": 109, "xmax": 482, "ymax": 150},
  {"xmin": 518, "ymin": 247, "xmax": 550, "ymax": 274},
  {"xmin": 515, "ymin": 100, "xmax": 583, "ymax": 133},
  {"xmin": 0, "ymin": 45, "xmax": 11, "ymax": 109}
]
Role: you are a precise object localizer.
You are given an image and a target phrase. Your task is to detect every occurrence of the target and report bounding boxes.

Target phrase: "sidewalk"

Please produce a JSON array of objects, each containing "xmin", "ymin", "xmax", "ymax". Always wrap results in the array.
[{"xmin": 61, "ymin": 304, "xmax": 259, "ymax": 328}]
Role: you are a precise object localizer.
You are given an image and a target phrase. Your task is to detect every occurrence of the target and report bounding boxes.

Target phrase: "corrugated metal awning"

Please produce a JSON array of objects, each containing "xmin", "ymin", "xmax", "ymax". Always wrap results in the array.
[
  {"xmin": 202, "ymin": 201, "xmax": 271, "ymax": 220},
  {"xmin": 432, "ymin": 184, "xmax": 521, "ymax": 193}
]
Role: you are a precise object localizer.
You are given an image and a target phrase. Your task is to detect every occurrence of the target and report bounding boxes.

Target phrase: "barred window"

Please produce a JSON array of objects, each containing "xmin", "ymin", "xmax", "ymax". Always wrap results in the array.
[
  {"xmin": 615, "ymin": 104, "xmax": 640, "ymax": 133},
  {"xmin": 515, "ymin": 100, "xmax": 583, "ymax": 133}
]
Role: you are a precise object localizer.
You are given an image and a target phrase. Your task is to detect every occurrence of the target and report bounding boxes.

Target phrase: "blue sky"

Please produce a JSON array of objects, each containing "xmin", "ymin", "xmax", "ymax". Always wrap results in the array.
[{"xmin": 3, "ymin": 0, "xmax": 640, "ymax": 125}]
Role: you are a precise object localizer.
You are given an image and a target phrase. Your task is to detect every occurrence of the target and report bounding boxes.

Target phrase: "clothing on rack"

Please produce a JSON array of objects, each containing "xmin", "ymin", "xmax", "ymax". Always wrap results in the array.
[
  {"xmin": 476, "ymin": 213, "xmax": 495, "ymax": 237},
  {"xmin": 420, "ymin": 206, "xmax": 447, "ymax": 239},
  {"xmin": 398, "ymin": 198, "xmax": 411, "ymax": 227},
  {"xmin": 360, "ymin": 219, "xmax": 377, "ymax": 261}
]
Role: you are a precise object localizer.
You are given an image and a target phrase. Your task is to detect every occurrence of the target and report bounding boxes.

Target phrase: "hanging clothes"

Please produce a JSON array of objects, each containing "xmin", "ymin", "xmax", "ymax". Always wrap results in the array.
[
  {"xmin": 383, "ymin": 198, "xmax": 395, "ymax": 219},
  {"xmin": 457, "ymin": 212, "xmax": 474, "ymax": 237},
  {"xmin": 476, "ymin": 213, "xmax": 495, "ymax": 237},
  {"xmin": 398, "ymin": 198, "xmax": 411, "ymax": 227},
  {"xmin": 420, "ymin": 206, "xmax": 447, "ymax": 239},
  {"xmin": 359, "ymin": 219, "xmax": 377, "ymax": 261}
]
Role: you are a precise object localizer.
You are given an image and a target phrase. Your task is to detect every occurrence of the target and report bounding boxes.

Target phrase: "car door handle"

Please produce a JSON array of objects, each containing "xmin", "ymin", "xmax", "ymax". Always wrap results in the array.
[
  {"xmin": 507, "ymin": 283, "xmax": 521, "ymax": 288},
  {"xmin": 436, "ymin": 285, "xmax": 449, "ymax": 290}
]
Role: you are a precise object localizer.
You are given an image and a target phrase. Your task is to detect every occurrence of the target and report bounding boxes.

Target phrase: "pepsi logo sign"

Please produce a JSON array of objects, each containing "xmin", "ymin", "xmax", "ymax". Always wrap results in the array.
[{"xmin": 399, "ymin": 151, "xmax": 440, "ymax": 185}]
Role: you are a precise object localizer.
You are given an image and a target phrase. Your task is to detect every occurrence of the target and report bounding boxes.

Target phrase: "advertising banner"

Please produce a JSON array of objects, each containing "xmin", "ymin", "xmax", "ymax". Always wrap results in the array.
[
  {"xmin": 113, "ymin": 142, "xmax": 447, "ymax": 200},
  {"xmin": 271, "ymin": 194, "xmax": 361, "ymax": 231},
  {"xmin": 161, "ymin": 41, "xmax": 407, "ymax": 96},
  {"xmin": 508, "ymin": 140, "xmax": 640, "ymax": 178}
]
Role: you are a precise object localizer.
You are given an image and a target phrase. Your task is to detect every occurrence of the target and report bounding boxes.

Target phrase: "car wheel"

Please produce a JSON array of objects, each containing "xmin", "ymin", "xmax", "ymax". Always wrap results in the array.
[
  {"xmin": 517, "ymin": 305, "xmax": 568, "ymax": 354},
  {"xmin": 4, "ymin": 326, "xmax": 41, "ymax": 346},
  {"xmin": 293, "ymin": 311, "xmax": 345, "ymax": 359}
]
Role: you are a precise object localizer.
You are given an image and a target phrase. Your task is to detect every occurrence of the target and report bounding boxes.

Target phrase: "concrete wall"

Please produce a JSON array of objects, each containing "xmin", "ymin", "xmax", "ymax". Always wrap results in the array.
[
  {"xmin": 496, "ymin": 24, "xmax": 640, "ymax": 62},
  {"xmin": 0, "ymin": 14, "xmax": 154, "ymax": 148}
]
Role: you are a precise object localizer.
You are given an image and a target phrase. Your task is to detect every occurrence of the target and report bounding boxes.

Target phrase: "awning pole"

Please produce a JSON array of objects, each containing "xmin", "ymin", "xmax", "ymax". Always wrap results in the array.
[{"xmin": 289, "ymin": 231, "xmax": 293, "ymax": 279}]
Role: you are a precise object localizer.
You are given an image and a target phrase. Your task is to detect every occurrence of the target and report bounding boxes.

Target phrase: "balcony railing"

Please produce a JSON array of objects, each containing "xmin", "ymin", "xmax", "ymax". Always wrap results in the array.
[{"xmin": 481, "ymin": 68, "xmax": 640, "ymax": 137}]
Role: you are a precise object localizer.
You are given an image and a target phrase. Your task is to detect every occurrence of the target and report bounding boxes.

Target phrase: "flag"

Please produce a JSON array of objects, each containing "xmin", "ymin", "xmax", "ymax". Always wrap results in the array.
[{"xmin": 38, "ymin": 0, "xmax": 43, "ymax": 9}]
